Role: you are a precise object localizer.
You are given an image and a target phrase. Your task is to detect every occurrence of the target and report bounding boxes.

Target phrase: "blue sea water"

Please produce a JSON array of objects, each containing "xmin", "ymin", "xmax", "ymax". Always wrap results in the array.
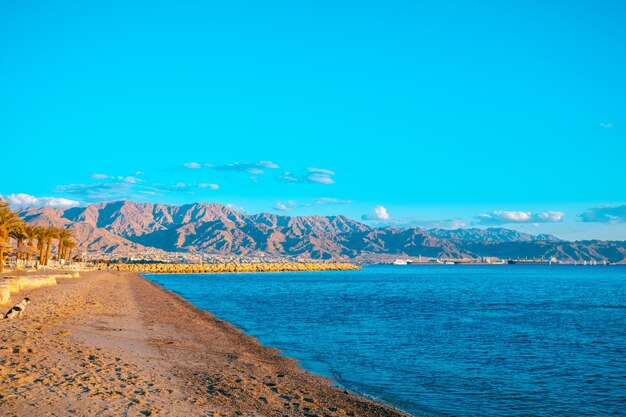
[{"xmin": 144, "ymin": 265, "xmax": 626, "ymax": 416}]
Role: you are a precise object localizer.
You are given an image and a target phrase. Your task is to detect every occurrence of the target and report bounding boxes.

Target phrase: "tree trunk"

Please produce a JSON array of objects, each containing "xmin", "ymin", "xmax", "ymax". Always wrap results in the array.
[
  {"xmin": 16, "ymin": 238, "xmax": 22, "ymax": 263},
  {"xmin": 28, "ymin": 242, "xmax": 36, "ymax": 266},
  {"xmin": 39, "ymin": 240, "xmax": 45, "ymax": 265},
  {"xmin": 0, "ymin": 248, "xmax": 4, "ymax": 273},
  {"xmin": 45, "ymin": 240, "xmax": 52, "ymax": 265}
]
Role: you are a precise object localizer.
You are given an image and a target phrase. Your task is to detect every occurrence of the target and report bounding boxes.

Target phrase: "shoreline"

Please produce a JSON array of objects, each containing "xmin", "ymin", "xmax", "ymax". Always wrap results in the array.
[
  {"xmin": 142, "ymin": 276, "xmax": 413, "ymax": 415},
  {"xmin": 141, "ymin": 274, "xmax": 415, "ymax": 416},
  {"xmin": 0, "ymin": 269, "xmax": 409, "ymax": 416}
]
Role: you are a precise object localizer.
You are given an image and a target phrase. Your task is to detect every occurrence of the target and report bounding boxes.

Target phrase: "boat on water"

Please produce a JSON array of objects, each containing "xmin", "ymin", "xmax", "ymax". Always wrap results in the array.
[{"xmin": 392, "ymin": 259, "xmax": 408, "ymax": 265}]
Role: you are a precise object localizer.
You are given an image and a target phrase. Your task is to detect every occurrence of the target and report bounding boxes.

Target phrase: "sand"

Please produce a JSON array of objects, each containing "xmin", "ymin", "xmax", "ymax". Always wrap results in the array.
[{"xmin": 0, "ymin": 270, "xmax": 408, "ymax": 417}]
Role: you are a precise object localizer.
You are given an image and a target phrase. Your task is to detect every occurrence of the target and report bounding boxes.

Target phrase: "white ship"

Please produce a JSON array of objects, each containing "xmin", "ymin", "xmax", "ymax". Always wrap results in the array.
[{"xmin": 392, "ymin": 259, "xmax": 408, "ymax": 265}]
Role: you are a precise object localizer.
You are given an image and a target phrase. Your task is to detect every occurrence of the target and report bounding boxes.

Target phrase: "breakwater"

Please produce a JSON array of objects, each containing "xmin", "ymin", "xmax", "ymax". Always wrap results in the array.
[{"xmin": 113, "ymin": 262, "xmax": 360, "ymax": 274}]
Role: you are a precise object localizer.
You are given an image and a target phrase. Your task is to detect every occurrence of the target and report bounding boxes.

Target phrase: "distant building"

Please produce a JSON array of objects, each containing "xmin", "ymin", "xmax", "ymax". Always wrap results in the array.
[{"xmin": 482, "ymin": 256, "xmax": 502, "ymax": 264}]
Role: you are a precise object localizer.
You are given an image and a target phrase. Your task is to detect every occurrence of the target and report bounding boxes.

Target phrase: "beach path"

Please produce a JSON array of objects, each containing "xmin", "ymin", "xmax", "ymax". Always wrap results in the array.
[{"xmin": 0, "ymin": 271, "xmax": 407, "ymax": 417}]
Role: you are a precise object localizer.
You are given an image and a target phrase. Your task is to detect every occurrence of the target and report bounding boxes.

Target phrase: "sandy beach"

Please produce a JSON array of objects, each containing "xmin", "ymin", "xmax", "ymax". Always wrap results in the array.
[{"xmin": 0, "ymin": 270, "xmax": 408, "ymax": 417}]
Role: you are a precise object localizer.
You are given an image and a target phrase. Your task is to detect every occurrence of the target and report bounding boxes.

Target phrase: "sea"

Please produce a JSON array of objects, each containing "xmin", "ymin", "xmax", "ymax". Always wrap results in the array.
[{"xmin": 144, "ymin": 265, "xmax": 626, "ymax": 417}]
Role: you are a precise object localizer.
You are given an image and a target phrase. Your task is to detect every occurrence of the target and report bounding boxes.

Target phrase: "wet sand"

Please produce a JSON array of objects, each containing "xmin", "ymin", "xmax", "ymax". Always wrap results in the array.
[{"xmin": 0, "ymin": 270, "xmax": 408, "ymax": 416}]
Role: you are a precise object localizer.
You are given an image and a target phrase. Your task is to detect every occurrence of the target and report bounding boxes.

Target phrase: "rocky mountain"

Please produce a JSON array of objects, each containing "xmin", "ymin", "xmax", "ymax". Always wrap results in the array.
[
  {"xmin": 18, "ymin": 206, "xmax": 149, "ymax": 255},
  {"xmin": 17, "ymin": 201, "xmax": 626, "ymax": 263}
]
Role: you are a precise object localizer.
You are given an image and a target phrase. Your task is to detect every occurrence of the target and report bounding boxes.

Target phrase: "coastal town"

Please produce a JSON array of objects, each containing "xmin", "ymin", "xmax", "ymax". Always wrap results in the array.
[{"xmin": 386, "ymin": 256, "xmax": 613, "ymax": 266}]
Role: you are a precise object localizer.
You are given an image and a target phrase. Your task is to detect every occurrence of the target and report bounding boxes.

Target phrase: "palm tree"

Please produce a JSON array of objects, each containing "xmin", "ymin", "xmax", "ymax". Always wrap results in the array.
[
  {"xmin": 64, "ymin": 240, "xmax": 76, "ymax": 262},
  {"xmin": 0, "ymin": 199, "xmax": 25, "ymax": 272},
  {"xmin": 36, "ymin": 226, "xmax": 56, "ymax": 266},
  {"xmin": 44, "ymin": 227, "xmax": 59, "ymax": 266},
  {"xmin": 56, "ymin": 229, "xmax": 73, "ymax": 264},
  {"xmin": 36, "ymin": 226, "xmax": 47, "ymax": 266},
  {"xmin": 0, "ymin": 200, "xmax": 82, "ymax": 270},
  {"xmin": 9, "ymin": 224, "xmax": 26, "ymax": 262},
  {"xmin": 23, "ymin": 225, "xmax": 41, "ymax": 265},
  {"xmin": 24, "ymin": 225, "xmax": 40, "ymax": 246},
  {"xmin": 58, "ymin": 237, "xmax": 69, "ymax": 260},
  {"xmin": 10, "ymin": 224, "xmax": 26, "ymax": 246}
]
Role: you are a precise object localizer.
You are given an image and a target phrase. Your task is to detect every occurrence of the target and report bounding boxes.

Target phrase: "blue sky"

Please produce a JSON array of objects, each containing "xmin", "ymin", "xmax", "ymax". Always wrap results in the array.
[{"xmin": 1, "ymin": 0, "xmax": 625, "ymax": 240}]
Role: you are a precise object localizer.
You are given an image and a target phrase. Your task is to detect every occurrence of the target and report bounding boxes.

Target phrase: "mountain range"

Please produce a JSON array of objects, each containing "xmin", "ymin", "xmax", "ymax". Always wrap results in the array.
[{"xmin": 17, "ymin": 201, "xmax": 626, "ymax": 263}]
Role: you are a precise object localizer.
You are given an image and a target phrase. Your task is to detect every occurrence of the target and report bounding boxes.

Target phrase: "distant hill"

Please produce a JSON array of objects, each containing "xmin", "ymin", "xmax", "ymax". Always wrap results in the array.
[
  {"xmin": 427, "ymin": 227, "xmax": 561, "ymax": 244},
  {"xmin": 17, "ymin": 201, "xmax": 626, "ymax": 263}
]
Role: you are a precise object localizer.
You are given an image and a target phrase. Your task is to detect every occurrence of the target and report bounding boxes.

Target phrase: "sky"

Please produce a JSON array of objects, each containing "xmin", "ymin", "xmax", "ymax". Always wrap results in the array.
[{"xmin": 1, "ymin": 0, "xmax": 625, "ymax": 240}]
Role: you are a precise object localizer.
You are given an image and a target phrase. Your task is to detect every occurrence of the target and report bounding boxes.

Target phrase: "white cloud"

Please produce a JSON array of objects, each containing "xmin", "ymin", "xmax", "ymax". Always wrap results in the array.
[
  {"xmin": 313, "ymin": 197, "xmax": 352, "ymax": 205},
  {"xmin": 274, "ymin": 201, "xmax": 296, "ymax": 212},
  {"xmin": 208, "ymin": 161, "xmax": 279, "ymax": 173},
  {"xmin": 277, "ymin": 167, "xmax": 337, "ymax": 185},
  {"xmin": 183, "ymin": 162, "xmax": 202, "ymax": 169},
  {"xmin": 600, "ymin": 122, "xmax": 613, "ymax": 129},
  {"xmin": 91, "ymin": 173, "xmax": 140, "ymax": 183},
  {"xmin": 478, "ymin": 210, "xmax": 564, "ymax": 225},
  {"xmin": 446, "ymin": 219, "xmax": 467, "ymax": 229},
  {"xmin": 492, "ymin": 211, "xmax": 532, "ymax": 222},
  {"xmin": 118, "ymin": 176, "xmax": 138, "ymax": 184},
  {"xmin": 535, "ymin": 211, "xmax": 565, "ymax": 222},
  {"xmin": 3, "ymin": 193, "xmax": 81, "ymax": 209},
  {"xmin": 198, "ymin": 183, "xmax": 219, "ymax": 190},
  {"xmin": 580, "ymin": 205, "xmax": 626, "ymax": 223},
  {"xmin": 258, "ymin": 161, "xmax": 279, "ymax": 169},
  {"xmin": 307, "ymin": 167, "xmax": 335, "ymax": 175},
  {"xmin": 306, "ymin": 167, "xmax": 335, "ymax": 184},
  {"xmin": 278, "ymin": 172, "xmax": 300, "ymax": 183},
  {"xmin": 56, "ymin": 182, "xmax": 134, "ymax": 201},
  {"xmin": 307, "ymin": 174, "xmax": 335, "ymax": 185},
  {"xmin": 362, "ymin": 205, "xmax": 391, "ymax": 221},
  {"xmin": 225, "ymin": 203, "xmax": 245, "ymax": 212},
  {"xmin": 148, "ymin": 181, "xmax": 219, "ymax": 194},
  {"xmin": 386, "ymin": 217, "xmax": 468, "ymax": 229}
]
